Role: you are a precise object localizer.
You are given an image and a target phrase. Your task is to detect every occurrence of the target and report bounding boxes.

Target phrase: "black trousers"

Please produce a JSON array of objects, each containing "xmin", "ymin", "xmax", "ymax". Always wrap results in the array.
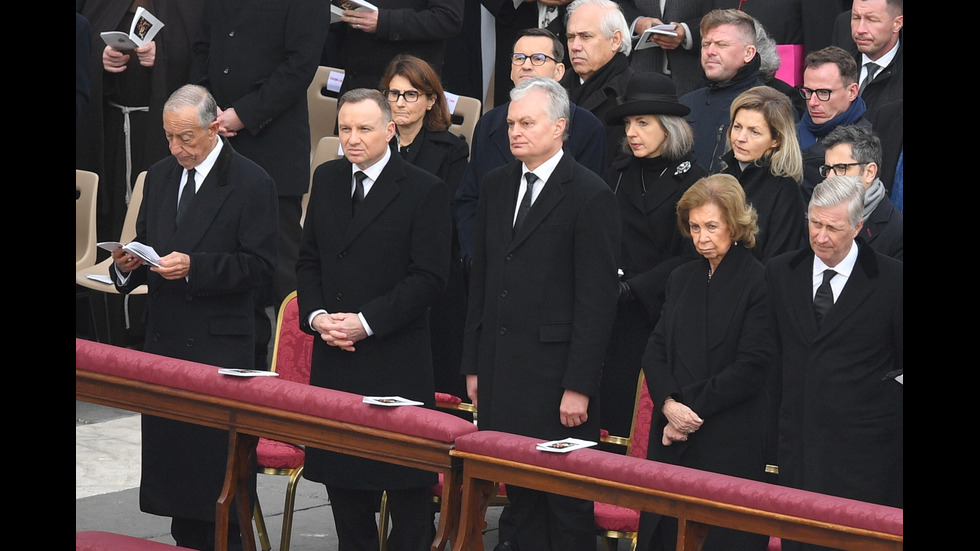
[
  {"xmin": 325, "ymin": 485, "xmax": 434, "ymax": 551},
  {"xmin": 505, "ymin": 485, "xmax": 595, "ymax": 551}
]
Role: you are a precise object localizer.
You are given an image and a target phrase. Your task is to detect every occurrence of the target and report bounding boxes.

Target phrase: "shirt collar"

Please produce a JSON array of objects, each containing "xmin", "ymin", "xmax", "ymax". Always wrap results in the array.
[
  {"xmin": 813, "ymin": 238, "xmax": 859, "ymax": 279},
  {"xmin": 522, "ymin": 148, "xmax": 564, "ymax": 185}
]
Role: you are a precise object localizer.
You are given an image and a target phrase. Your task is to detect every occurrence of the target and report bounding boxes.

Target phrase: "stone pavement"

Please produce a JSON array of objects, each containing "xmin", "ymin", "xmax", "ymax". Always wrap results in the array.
[{"xmin": 76, "ymin": 401, "xmax": 518, "ymax": 550}]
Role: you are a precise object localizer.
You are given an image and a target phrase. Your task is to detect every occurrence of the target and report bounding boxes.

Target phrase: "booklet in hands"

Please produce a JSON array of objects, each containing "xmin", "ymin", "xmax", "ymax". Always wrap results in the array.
[
  {"xmin": 635, "ymin": 24, "xmax": 678, "ymax": 50},
  {"xmin": 97, "ymin": 240, "xmax": 163, "ymax": 268},
  {"xmin": 101, "ymin": 7, "xmax": 165, "ymax": 51}
]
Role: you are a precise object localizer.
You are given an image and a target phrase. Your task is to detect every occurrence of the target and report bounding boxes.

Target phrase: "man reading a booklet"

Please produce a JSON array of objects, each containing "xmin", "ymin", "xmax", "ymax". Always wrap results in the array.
[{"xmin": 110, "ymin": 84, "xmax": 278, "ymax": 551}]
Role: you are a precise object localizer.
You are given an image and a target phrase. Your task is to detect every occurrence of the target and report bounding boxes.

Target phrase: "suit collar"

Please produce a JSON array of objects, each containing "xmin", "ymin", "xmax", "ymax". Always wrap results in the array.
[{"xmin": 169, "ymin": 138, "xmax": 238, "ymax": 249}]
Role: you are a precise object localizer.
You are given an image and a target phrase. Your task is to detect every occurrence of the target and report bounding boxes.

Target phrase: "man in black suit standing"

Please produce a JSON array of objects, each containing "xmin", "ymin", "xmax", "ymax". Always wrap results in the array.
[
  {"xmin": 296, "ymin": 88, "xmax": 452, "ymax": 551},
  {"xmin": 766, "ymin": 175, "xmax": 902, "ymax": 551},
  {"xmin": 110, "ymin": 84, "xmax": 278, "ymax": 551},
  {"xmin": 192, "ymin": 0, "xmax": 328, "ymax": 368},
  {"xmin": 461, "ymin": 77, "xmax": 620, "ymax": 551}
]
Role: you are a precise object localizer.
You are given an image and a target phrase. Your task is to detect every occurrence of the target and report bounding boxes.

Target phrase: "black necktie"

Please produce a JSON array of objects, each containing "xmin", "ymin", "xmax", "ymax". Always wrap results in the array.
[
  {"xmin": 352, "ymin": 171, "xmax": 366, "ymax": 215},
  {"xmin": 176, "ymin": 168, "xmax": 195, "ymax": 226},
  {"xmin": 813, "ymin": 269, "xmax": 837, "ymax": 325},
  {"xmin": 859, "ymin": 62, "xmax": 880, "ymax": 95},
  {"xmin": 514, "ymin": 172, "xmax": 537, "ymax": 235}
]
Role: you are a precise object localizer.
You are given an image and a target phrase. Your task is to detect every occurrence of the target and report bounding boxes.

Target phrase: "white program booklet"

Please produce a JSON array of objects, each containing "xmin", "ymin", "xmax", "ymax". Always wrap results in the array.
[
  {"xmin": 536, "ymin": 438, "xmax": 598, "ymax": 453},
  {"xmin": 363, "ymin": 396, "xmax": 424, "ymax": 407},
  {"xmin": 218, "ymin": 368, "xmax": 280, "ymax": 377},
  {"xmin": 97, "ymin": 240, "xmax": 163, "ymax": 267},
  {"xmin": 101, "ymin": 7, "xmax": 165, "ymax": 50},
  {"xmin": 635, "ymin": 24, "xmax": 678, "ymax": 50}
]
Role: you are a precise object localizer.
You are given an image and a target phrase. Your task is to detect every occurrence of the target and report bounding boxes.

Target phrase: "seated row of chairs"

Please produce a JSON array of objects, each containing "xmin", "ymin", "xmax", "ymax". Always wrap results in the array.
[{"xmin": 307, "ymin": 65, "xmax": 483, "ymax": 162}]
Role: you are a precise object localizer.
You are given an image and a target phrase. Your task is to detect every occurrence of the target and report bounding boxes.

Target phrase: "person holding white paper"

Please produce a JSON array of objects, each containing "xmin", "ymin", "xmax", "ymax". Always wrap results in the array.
[{"xmin": 618, "ymin": 0, "xmax": 706, "ymax": 96}]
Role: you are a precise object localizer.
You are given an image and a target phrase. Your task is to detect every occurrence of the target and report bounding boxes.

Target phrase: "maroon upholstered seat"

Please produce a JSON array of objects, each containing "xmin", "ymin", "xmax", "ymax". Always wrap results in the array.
[
  {"xmin": 75, "ymin": 531, "xmax": 196, "ymax": 551},
  {"xmin": 252, "ymin": 291, "xmax": 313, "ymax": 551},
  {"xmin": 594, "ymin": 373, "xmax": 654, "ymax": 550}
]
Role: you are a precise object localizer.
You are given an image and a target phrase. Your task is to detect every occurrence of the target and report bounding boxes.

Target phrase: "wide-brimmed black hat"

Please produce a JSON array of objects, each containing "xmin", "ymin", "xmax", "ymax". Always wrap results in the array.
[{"xmin": 605, "ymin": 72, "xmax": 690, "ymax": 123}]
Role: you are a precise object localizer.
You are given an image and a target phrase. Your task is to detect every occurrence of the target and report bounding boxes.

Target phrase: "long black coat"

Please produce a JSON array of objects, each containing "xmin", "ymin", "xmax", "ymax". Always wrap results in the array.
[
  {"xmin": 113, "ymin": 139, "xmax": 279, "ymax": 522},
  {"xmin": 461, "ymin": 153, "xmax": 620, "ymax": 442},
  {"xmin": 637, "ymin": 244, "xmax": 772, "ymax": 551},
  {"xmin": 297, "ymin": 152, "xmax": 451, "ymax": 489},
  {"xmin": 766, "ymin": 241, "xmax": 903, "ymax": 511},
  {"xmin": 192, "ymin": 0, "xmax": 328, "ymax": 197},
  {"xmin": 721, "ymin": 150, "xmax": 807, "ymax": 264},
  {"xmin": 599, "ymin": 153, "xmax": 705, "ymax": 439}
]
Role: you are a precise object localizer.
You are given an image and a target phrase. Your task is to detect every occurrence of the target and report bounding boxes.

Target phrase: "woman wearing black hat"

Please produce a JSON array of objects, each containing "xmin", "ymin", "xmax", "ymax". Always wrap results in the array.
[{"xmin": 598, "ymin": 71, "xmax": 707, "ymax": 448}]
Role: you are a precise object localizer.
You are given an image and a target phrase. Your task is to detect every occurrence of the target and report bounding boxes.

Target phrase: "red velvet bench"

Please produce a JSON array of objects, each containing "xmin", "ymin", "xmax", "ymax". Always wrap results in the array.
[
  {"xmin": 450, "ymin": 431, "xmax": 903, "ymax": 551},
  {"xmin": 75, "ymin": 339, "xmax": 479, "ymax": 551},
  {"xmin": 76, "ymin": 531, "xmax": 195, "ymax": 551}
]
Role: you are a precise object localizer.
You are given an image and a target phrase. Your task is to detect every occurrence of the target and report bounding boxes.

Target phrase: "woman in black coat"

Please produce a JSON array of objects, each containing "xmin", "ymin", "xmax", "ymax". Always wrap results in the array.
[
  {"xmin": 380, "ymin": 55, "xmax": 470, "ymax": 405},
  {"xmin": 599, "ymin": 72, "xmax": 707, "ymax": 443},
  {"xmin": 637, "ymin": 174, "xmax": 773, "ymax": 551},
  {"xmin": 722, "ymin": 86, "xmax": 807, "ymax": 263}
]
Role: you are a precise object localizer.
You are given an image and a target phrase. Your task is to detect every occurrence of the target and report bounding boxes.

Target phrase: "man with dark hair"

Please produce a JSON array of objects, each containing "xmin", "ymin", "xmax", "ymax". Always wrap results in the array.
[
  {"xmin": 297, "ymin": 88, "xmax": 452, "ymax": 551},
  {"xmin": 797, "ymin": 46, "xmax": 871, "ymax": 203}
]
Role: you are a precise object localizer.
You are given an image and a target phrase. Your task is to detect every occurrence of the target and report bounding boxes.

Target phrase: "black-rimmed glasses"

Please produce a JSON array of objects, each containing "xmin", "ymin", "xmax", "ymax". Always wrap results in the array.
[
  {"xmin": 384, "ymin": 89, "xmax": 421, "ymax": 103},
  {"xmin": 511, "ymin": 52, "xmax": 558, "ymax": 66},
  {"xmin": 818, "ymin": 162, "xmax": 867, "ymax": 178},
  {"xmin": 799, "ymin": 87, "xmax": 839, "ymax": 101}
]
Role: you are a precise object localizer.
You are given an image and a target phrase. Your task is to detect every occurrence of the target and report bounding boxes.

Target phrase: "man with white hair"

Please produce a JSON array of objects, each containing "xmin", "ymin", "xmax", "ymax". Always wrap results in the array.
[{"xmin": 560, "ymin": 0, "xmax": 635, "ymax": 167}]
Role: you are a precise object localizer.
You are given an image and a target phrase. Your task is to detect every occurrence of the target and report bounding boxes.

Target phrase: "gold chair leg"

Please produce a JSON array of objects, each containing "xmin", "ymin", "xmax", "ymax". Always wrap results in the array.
[
  {"xmin": 378, "ymin": 491, "xmax": 389, "ymax": 551},
  {"xmin": 279, "ymin": 466, "xmax": 303, "ymax": 551},
  {"xmin": 253, "ymin": 498, "xmax": 272, "ymax": 551}
]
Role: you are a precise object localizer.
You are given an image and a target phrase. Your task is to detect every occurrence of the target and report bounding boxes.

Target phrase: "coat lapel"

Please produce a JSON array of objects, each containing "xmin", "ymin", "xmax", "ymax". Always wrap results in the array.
[
  {"xmin": 508, "ymin": 155, "xmax": 570, "ymax": 249},
  {"xmin": 344, "ymin": 155, "xmax": 404, "ymax": 244},
  {"xmin": 171, "ymin": 139, "xmax": 236, "ymax": 253},
  {"xmin": 815, "ymin": 240, "xmax": 880, "ymax": 337}
]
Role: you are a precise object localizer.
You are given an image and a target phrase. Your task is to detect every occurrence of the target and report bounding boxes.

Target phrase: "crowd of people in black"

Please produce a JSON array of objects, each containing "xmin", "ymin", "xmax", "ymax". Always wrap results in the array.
[{"xmin": 76, "ymin": 1, "xmax": 902, "ymax": 550}]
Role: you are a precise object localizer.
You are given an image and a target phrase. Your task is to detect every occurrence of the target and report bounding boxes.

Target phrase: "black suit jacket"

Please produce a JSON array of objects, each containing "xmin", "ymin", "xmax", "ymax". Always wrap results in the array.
[
  {"xmin": 766, "ymin": 241, "xmax": 903, "ymax": 509},
  {"xmin": 192, "ymin": 0, "xmax": 328, "ymax": 196},
  {"xmin": 461, "ymin": 152, "xmax": 621, "ymax": 441},
  {"xmin": 454, "ymin": 101, "xmax": 607, "ymax": 264},
  {"xmin": 112, "ymin": 138, "xmax": 278, "ymax": 521},
  {"xmin": 297, "ymin": 152, "xmax": 451, "ymax": 489}
]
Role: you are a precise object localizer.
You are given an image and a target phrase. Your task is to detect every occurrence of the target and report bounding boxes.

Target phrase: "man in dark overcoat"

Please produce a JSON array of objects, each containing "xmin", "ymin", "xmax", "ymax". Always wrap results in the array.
[
  {"xmin": 296, "ymin": 88, "xmax": 451, "ymax": 551},
  {"xmin": 461, "ymin": 77, "xmax": 620, "ymax": 551},
  {"xmin": 766, "ymin": 176, "xmax": 902, "ymax": 551},
  {"xmin": 110, "ymin": 84, "xmax": 278, "ymax": 551}
]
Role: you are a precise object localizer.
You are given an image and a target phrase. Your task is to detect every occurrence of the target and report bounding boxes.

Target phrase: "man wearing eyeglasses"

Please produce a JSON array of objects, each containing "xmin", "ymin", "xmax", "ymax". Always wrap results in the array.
[
  {"xmin": 820, "ymin": 124, "xmax": 902, "ymax": 260},
  {"xmin": 455, "ymin": 28, "xmax": 606, "ymax": 277},
  {"xmin": 797, "ymin": 46, "xmax": 871, "ymax": 204}
]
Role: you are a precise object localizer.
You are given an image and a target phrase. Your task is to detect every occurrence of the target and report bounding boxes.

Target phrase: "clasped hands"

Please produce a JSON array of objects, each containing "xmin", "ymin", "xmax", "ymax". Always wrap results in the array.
[
  {"xmin": 103, "ymin": 41, "xmax": 156, "ymax": 72},
  {"xmin": 312, "ymin": 312, "xmax": 367, "ymax": 352},
  {"xmin": 111, "ymin": 249, "xmax": 191, "ymax": 280},
  {"xmin": 661, "ymin": 399, "xmax": 703, "ymax": 446}
]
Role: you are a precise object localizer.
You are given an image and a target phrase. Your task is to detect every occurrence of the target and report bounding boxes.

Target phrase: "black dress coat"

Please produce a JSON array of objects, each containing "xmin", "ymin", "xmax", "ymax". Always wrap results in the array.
[
  {"xmin": 297, "ymin": 152, "xmax": 451, "ymax": 489},
  {"xmin": 390, "ymin": 128, "xmax": 471, "ymax": 401},
  {"xmin": 461, "ymin": 153, "xmax": 621, "ymax": 442},
  {"xmin": 112, "ymin": 138, "xmax": 279, "ymax": 522},
  {"xmin": 599, "ymin": 153, "xmax": 705, "ymax": 440},
  {"xmin": 454, "ymin": 101, "xmax": 607, "ymax": 265},
  {"xmin": 766, "ymin": 241, "xmax": 903, "ymax": 513},
  {"xmin": 191, "ymin": 0, "xmax": 328, "ymax": 197},
  {"xmin": 337, "ymin": 0, "xmax": 464, "ymax": 94},
  {"xmin": 638, "ymin": 243, "xmax": 772, "ymax": 551},
  {"xmin": 721, "ymin": 150, "xmax": 806, "ymax": 264}
]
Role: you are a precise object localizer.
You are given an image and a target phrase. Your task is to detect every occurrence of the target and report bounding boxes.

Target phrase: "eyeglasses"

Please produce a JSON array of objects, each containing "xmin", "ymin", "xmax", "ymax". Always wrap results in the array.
[
  {"xmin": 384, "ymin": 89, "xmax": 421, "ymax": 103},
  {"xmin": 511, "ymin": 52, "xmax": 558, "ymax": 66},
  {"xmin": 818, "ymin": 162, "xmax": 867, "ymax": 178},
  {"xmin": 799, "ymin": 87, "xmax": 839, "ymax": 101}
]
